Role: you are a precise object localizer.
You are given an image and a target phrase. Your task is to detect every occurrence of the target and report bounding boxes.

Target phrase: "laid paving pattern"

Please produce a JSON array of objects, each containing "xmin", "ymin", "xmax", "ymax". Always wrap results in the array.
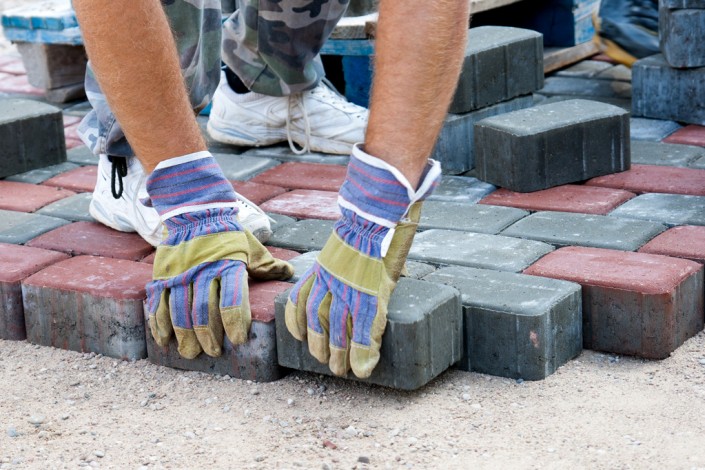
[{"xmin": 2, "ymin": 47, "xmax": 705, "ymax": 388}]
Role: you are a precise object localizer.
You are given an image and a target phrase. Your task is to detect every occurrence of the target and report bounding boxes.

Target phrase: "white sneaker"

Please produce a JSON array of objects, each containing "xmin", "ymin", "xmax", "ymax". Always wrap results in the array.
[
  {"xmin": 207, "ymin": 73, "xmax": 368, "ymax": 155},
  {"xmin": 90, "ymin": 155, "xmax": 273, "ymax": 246}
]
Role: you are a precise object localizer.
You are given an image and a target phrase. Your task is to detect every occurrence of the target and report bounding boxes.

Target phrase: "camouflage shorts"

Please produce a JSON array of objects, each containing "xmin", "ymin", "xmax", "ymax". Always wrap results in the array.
[{"xmin": 79, "ymin": 0, "xmax": 349, "ymax": 158}]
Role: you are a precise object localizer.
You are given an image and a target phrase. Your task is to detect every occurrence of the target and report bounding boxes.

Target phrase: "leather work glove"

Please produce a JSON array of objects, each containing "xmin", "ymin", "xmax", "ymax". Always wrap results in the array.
[
  {"xmin": 285, "ymin": 145, "xmax": 441, "ymax": 378},
  {"xmin": 144, "ymin": 151, "xmax": 293, "ymax": 359}
]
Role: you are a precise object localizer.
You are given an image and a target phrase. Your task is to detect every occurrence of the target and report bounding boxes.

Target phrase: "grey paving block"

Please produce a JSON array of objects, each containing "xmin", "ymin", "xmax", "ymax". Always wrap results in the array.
[
  {"xmin": 424, "ymin": 266, "xmax": 582, "ymax": 380},
  {"xmin": 240, "ymin": 145, "xmax": 350, "ymax": 166},
  {"xmin": 0, "ymin": 209, "xmax": 69, "ymax": 244},
  {"xmin": 275, "ymin": 278, "xmax": 463, "ymax": 390},
  {"xmin": 432, "ymin": 95, "xmax": 534, "ymax": 174},
  {"xmin": 66, "ymin": 145, "xmax": 98, "ymax": 165},
  {"xmin": 534, "ymin": 94, "xmax": 632, "ymax": 111},
  {"xmin": 475, "ymin": 99, "xmax": 630, "ymax": 192},
  {"xmin": 409, "ymin": 229, "xmax": 554, "ymax": 272},
  {"xmin": 36, "ymin": 192, "xmax": 94, "ymax": 222},
  {"xmin": 16, "ymin": 42, "xmax": 87, "ymax": 89},
  {"xmin": 266, "ymin": 219, "xmax": 335, "ymax": 252},
  {"xmin": 0, "ymin": 98, "xmax": 66, "ymax": 178},
  {"xmin": 609, "ymin": 193, "xmax": 705, "ymax": 226},
  {"xmin": 5, "ymin": 161, "xmax": 79, "ymax": 184},
  {"xmin": 633, "ymin": 54, "xmax": 705, "ymax": 125},
  {"xmin": 212, "ymin": 153, "xmax": 279, "ymax": 181},
  {"xmin": 501, "ymin": 211, "xmax": 667, "ymax": 251},
  {"xmin": 539, "ymin": 77, "xmax": 632, "ymax": 99},
  {"xmin": 662, "ymin": 0, "xmax": 705, "ymax": 7},
  {"xmin": 660, "ymin": 7, "xmax": 705, "ymax": 68},
  {"xmin": 630, "ymin": 117, "xmax": 682, "ymax": 141},
  {"xmin": 268, "ymin": 213, "xmax": 297, "ymax": 230},
  {"xmin": 631, "ymin": 140, "xmax": 704, "ymax": 167},
  {"xmin": 419, "ymin": 201, "xmax": 528, "ymax": 234},
  {"xmin": 688, "ymin": 155, "xmax": 705, "ymax": 169},
  {"xmin": 555, "ymin": 60, "xmax": 613, "ymax": 78},
  {"xmin": 44, "ymin": 83, "xmax": 85, "ymax": 104},
  {"xmin": 427, "ymin": 176, "xmax": 496, "ymax": 203},
  {"xmin": 450, "ymin": 26, "xmax": 543, "ymax": 114}
]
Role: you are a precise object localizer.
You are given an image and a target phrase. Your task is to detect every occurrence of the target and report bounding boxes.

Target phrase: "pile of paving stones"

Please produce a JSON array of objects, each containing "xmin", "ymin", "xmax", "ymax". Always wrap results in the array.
[{"xmin": 2, "ymin": 24, "xmax": 705, "ymax": 392}]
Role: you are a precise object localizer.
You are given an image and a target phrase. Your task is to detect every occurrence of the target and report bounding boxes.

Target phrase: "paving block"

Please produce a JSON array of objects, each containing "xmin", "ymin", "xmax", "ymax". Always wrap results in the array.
[
  {"xmin": 432, "ymin": 95, "xmax": 534, "ymax": 174},
  {"xmin": 212, "ymin": 153, "xmax": 279, "ymax": 181},
  {"xmin": 0, "ymin": 73, "xmax": 44, "ymax": 96},
  {"xmin": 140, "ymin": 251, "xmax": 156, "ymax": 264},
  {"xmin": 630, "ymin": 140, "xmax": 704, "ymax": 167},
  {"xmin": 480, "ymin": 185, "xmax": 635, "ymax": 215},
  {"xmin": 633, "ymin": 54, "xmax": 705, "ymax": 125},
  {"xmin": 450, "ymin": 26, "xmax": 543, "ymax": 114},
  {"xmin": 524, "ymin": 246, "xmax": 704, "ymax": 359},
  {"xmin": 5, "ymin": 161, "xmax": 79, "ymax": 184},
  {"xmin": 475, "ymin": 99, "xmax": 630, "ymax": 192},
  {"xmin": 419, "ymin": 200, "xmax": 528, "ymax": 233},
  {"xmin": 638, "ymin": 225, "xmax": 705, "ymax": 263},
  {"xmin": 427, "ymin": 175, "xmax": 496, "ymax": 203},
  {"xmin": 145, "ymin": 280, "xmax": 290, "ymax": 381},
  {"xmin": 42, "ymin": 165, "xmax": 96, "ymax": 192},
  {"xmin": 630, "ymin": 117, "xmax": 682, "ymax": 141},
  {"xmin": 0, "ymin": 180, "xmax": 75, "ymax": 212},
  {"xmin": 266, "ymin": 246, "xmax": 301, "ymax": 262},
  {"xmin": 662, "ymin": 0, "xmax": 705, "ymax": 7},
  {"xmin": 266, "ymin": 219, "xmax": 335, "ymax": 252},
  {"xmin": 586, "ymin": 164, "xmax": 705, "ymax": 196},
  {"xmin": 595, "ymin": 64, "xmax": 632, "ymax": 82},
  {"xmin": 64, "ymin": 137, "xmax": 84, "ymax": 150},
  {"xmin": 35, "ymin": 192, "xmax": 94, "ymax": 222},
  {"xmin": 610, "ymin": 193, "xmax": 705, "ymax": 226},
  {"xmin": 660, "ymin": 7, "xmax": 705, "ymax": 68},
  {"xmin": 231, "ymin": 180, "xmax": 287, "ymax": 205},
  {"xmin": 533, "ymin": 93, "xmax": 632, "ymax": 112},
  {"xmin": 0, "ymin": 209, "xmax": 69, "ymax": 244},
  {"xmin": 261, "ymin": 190, "xmax": 340, "ymax": 220},
  {"xmin": 22, "ymin": 255, "xmax": 153, "ymax": 360},
  {"xmin": 275, "ymin": 277, "xmax": 462, "ymax": 390},
  {"xmin": 66, "ymin": 145, "xmax": 98, "ymax": 165},
  {"xmin": 539, "ymin": 76, "xmax": 631, "ymax": 99},
  {"xmin": 502, "ymin": 211, "xmax": 666, "ymax": 250},
  {"xmin": 26, "ymin": 221, "xmax": 153, "ymax": 261},
  {"xmin": 555, "ymin": 60, "xmax": 613, "ymax": 78},
  {"xmin": 409, "ymin": 229, "xmax": 554, "ymax": 272},
  {"xmin": 0, "ymin": 243, "xmax": 69, "ymax": 340},
  {"xmin": 424, "ymin": 266, "xmax": 582, "ymax": 380},
  {"xmin": 15, "ymin": 42, "xmax": 87, "ymax": 89},
  {"xmin": 663, "ymin": 124, "xmax": 705, "ymax": 147},
  {"xmin": 0, "ymin": 98, "xmax": 66, "ymax": 178},
  {"xmin": 251, "ymin": 162, "xmax": 346, "ymax": 192},
  {"xmin": 239, "ymin": 145, "xmax": 350, "ymax": 166},
  {"xmin": 268, "ymin": 213, "xmax": 297, "ymax": 230}
]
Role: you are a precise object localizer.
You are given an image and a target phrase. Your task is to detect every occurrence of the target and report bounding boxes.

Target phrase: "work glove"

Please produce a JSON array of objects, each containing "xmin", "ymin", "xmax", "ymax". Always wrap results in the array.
[
  {"xmin": 144, "ymin": 151, "xmax": 293, "ymax": 359},
  {"xmin": 285, "ymin": 145, "xmax": 441, "ymax": 378}
]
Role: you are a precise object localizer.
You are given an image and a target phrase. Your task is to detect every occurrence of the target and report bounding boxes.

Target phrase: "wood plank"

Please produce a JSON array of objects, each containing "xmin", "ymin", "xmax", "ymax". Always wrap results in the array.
[{"xmin": 543, "ymin": 42, "xmax": 600, "ymax": 74}]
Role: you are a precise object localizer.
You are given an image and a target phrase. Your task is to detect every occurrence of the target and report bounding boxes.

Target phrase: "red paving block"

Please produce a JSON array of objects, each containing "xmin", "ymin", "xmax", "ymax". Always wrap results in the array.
[
  {"xmin": 0, "ymin": 181, "xmax": 76, "ymax": 212},
  {"xmin": 43, "ymin": 165, "xmax": 97, "ymax": 193},
  {"xmin": 62, "ymin": 115, "xmax": 82, "ymax": 127},
  {"xmin": 260, "ymin": 189, "xmax": 340, "ymax": 220},
  {"xmin": 64, "ymin": 122, "xmax": 80, "ymax": 140},
  {"xmin": 0, "ymin": 243, "xmax": 69, "ymax": 340},
  {"xmin": 638, "ymin": 226, "xmax": 705, "ymax": 263},
  {"xmin": 65, "ymin": 138, "xmax": 84, "ymax": 150},
  {"xmin": 140, "ymin": 251, "xmax": 156, "ymax": 264},
  {"xmin": 251, "ymin": 162, "xmax": 346, "ymax": 192},
  {"xmin": 524, "ymin": 246, "xmax": 704, "ymax": 359},
  {"xmin": 0, "ymin": 73, "xmax": 44, "ymax": 96},
  {"xmin": 266, "ymin": 246, "xmax": 300, "ymax": 261},
  {"xmin": 0, "ymin": 55, "xmax": 25, "ymax": 75},
  {"xmin": 22, "ymin": 255, "xmax": 152, "ymax": 359},
  {"xmin": 26, "ymin": 221, "xmax": 154, "ymax": 261},
  {"xmin": 585, "ymin": 164, "xmax": 705, "ymax": 196},
  {"xmin": 231, "ymin": 180, "xmax": 288, "ymax": 205},
  {"xmin": 663, "ymin": 125, "xmax": 705, "ymax": 147},
  {"xmin": 249, "ymin": 280, "xmax": 292, "ymax": 322},
  {"xmin": 479, "ymin": 185, "xmax": 636, "ymax": 215}
]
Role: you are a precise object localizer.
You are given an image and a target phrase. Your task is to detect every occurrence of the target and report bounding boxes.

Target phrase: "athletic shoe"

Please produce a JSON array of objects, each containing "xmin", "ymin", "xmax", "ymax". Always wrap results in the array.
[
  {"xmin": 593, "ymin": 0, "xmax": 659, "ymax": 66},
  {"xmin": 207, "ymin": 74, "xmax": 368, "ymax": 155}
]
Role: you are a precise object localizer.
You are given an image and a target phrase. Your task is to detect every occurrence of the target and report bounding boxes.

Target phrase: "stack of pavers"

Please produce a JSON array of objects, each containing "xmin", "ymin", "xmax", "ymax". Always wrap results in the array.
[{"xmin": 2, "ymin": 21, "xmax": 705, "ymax": 391}]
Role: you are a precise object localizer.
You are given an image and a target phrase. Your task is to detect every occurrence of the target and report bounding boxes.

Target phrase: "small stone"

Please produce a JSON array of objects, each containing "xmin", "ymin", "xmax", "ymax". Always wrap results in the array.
[
  {"xmin": 358, "ymin": 456, "xmax": 371, "ymax": 464},
  {"xmin": 322, "ymin": 439, "xmax": 337, "ymax": 449},
  {"xmin": 307, "ymin": 388, "xmax": 315, "ymax": 396},
  {"xmin": 345, "ymin": 426, "xmax": 357, "ymax": 438},
  {"xmin": 254, "ymin": 456, "xmax": 266, "ymax": 462},
  {"xmin": 184, "ymin": 431, "xmax": 196, "ymax": 439},
  {"xmin": 38, "ymin": 430, "xmax": 48, "ymax": 438},
  {"xmin": 60, "ymin": 414, "xmax": 69, "ymax": 420},
  {"xmin": 287, "ymin": 398, "xmax": 295, "ymax": 406},
  {"xmin": 471, "ymin": 403, "xmax": 482, "ymax": 409},
  {"xmin": 94, "ymin": 451, "xmax": 105, "ymax": 458},
  {"xmin": 698, "ymin": 358, "xmax": 705, "ymax": 365},
  {"xmin": 516, "ymin": 378, "xmax": 524, "ymax": 384},
  {"xmin": 461, "ymin": 393, "xmax": 471, "ymax": 401},
  {"xmin": 251, "ymin": 389, "xmax": 260, "ymax": 396},
  {"xmin": 7, "ymin": 427, "xmax": 18, "ymax": 438},
  {"xmin": 29, "ymin": 415, "xmax": 45, "ymax": 426}
]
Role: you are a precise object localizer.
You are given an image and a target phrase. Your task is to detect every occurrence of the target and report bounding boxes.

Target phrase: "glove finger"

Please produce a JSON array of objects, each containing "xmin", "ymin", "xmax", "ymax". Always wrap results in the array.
[
  {"xmin": 169, "ymin": 281, "xmax": 202, "ymax": 359},
  {"xmin": 305, "ymin": 270, "xmax": 332, "ymax": 364},
  {"xmin": 191, "ymin": 263, "xmax": 226, "ymax": 357},
  {"xmin": 146, "ymin": 283, "xmax": 173, "ymax": 347},
  {"xmin": 219, "ymin": 261, "xmax": 251, "ymax": 345},
  {"xmin": 350, "ymin": 292, "xmax": 385, "ymax": 379},
  {"xmin": 284, "ymin": 266, "xmax": 316, "ymax": 341},
  {"xmin": 244, "ymin": 231, "xmax": 294, "ymax": 281},
  {"xmin": 327, "ymin": 287, "xmax": 353, "ymax": 377}
]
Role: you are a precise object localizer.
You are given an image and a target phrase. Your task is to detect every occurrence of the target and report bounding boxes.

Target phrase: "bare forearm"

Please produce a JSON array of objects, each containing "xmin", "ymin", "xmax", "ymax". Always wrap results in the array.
[
  {"xmin": 73, "ymin": 0, "xmax": 206, "ymax": 172},
  {"xmin": 366, "ymin": 0, "xmax": 469, "ymax": 187}
]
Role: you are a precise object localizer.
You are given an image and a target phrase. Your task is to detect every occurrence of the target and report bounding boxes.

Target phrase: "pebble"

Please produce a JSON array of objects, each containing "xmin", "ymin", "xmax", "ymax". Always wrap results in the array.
[
  {"xmin": 7, "ymin": 427, "xmax": 18, "ymax": 438},
  {"xmin": 95, "ymin": 451, "xmax": 105, "ymax": 458},
  {"xmin": 251, "ymin": 389, "xmax": 260, "ymax": 396},
  {"xmin": 307, "ymin": 388, "xmax": 315, "ymax": 396},
  {"xmin": 37, "ymin": 430, "xmax": 48, "ymax": 439},
  {"xmin": 254, "ymin": 456, "xmax": 266, "ymax": 462},
  {"xmin": 345, "ymin": 426, "xmax": 358, "ymax": 438},
  {"xmin": 461, "ymin": 393, "xmax": 471, "ymax": 401},
  {"xmin": 516, "ymin": 378, "xmax": 524, "ymax": 384},
  {"xmin": 471, "ymin": 403, "xmax": 482, "ymax": 410},
  {"xmin": 184, "ymin": 431, "xmax": 196, "ymax": 439},
  {"xmin": 358, "ymin": 456, "xmax": 370, "ymax": 464},
  {"xmin": 322, "ymin": 463, "xmax": 333, "ymax": 470},
  {"xmin": 29, "ymin": 415, "xmax": 45, "ymax": 426},
  {"xmin": 698, "ymin": 359, "xmax": 705, "ymax": 365}
]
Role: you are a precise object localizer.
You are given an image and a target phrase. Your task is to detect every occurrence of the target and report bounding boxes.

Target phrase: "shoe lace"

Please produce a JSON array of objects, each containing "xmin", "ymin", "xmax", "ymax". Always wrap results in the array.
[
  {"xmin": 108, "ymin": 155, "xmax": 128, "ymax": 199},
  {"xmin": 286, "ymin": 93, "xmax": 311, "ymax": 155}
]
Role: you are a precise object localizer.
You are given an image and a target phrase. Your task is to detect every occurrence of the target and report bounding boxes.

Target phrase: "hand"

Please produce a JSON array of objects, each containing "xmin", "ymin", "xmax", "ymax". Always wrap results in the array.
[
  {"xmin": 285, "ymin": 146, "xmax": 440, "ymax": 378},
  {"xmin": 144, "ymin": 152, "xmax": 293, "ymax": 359}
]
